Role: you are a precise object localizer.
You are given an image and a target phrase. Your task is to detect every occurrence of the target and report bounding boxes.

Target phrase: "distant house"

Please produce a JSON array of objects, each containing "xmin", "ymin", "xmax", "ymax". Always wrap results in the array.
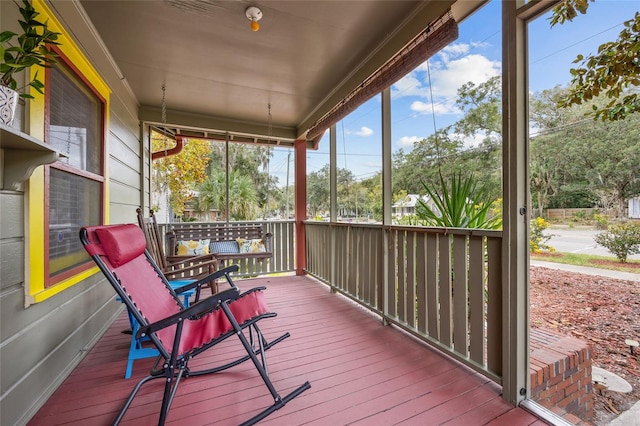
[
  {"xmin": 392, "ymin": 194, "xmax": 433, "ymax": 218},
  {"xmin": 629, "ymin": 198, "xmax": 640, "ymax": 219}
]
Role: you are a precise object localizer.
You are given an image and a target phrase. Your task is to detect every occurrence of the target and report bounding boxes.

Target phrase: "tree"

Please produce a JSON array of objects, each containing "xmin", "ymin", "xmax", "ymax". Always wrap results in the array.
[
  {"xmin": 307, "ymin": 165, "xmax": 330, "ymax": 217},
  {"xmin": 393, "ymin": 129, "xmax": 463, "ymax": 195},
  {"xmin": 551, "ymin": 2, "xmax": 640, "ymax": 120},
  {"xmin": 206, "ymin": 143, "xmax": 277, "ymax": 216},
  {"xmin": 529, "ymin": 86, "xmax": 589, "ymax": 214},
  {"xmin": 573, "ymin": 116, "xmax": 640, "ymax": 217},
  {"xmin": 151, "ymin": 133, "xmax": 211, "ymax": 217},
  {"xmin": 454, "ymin": 76, "xmax": 502, "ymax": 137},
  {"xmin": 529, "ymin": 84, "xmax": 640, "ymax": 216},
  {"xmin": 360, "ymin": 174, "xmax": 383, "ymax": 222},
  {"xmin": 196, "ymin": 169, "xmax": 259, "ymax": 220}
]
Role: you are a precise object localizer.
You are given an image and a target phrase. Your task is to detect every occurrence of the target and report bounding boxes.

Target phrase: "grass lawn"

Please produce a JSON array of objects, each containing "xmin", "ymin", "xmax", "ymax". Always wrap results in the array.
[{"xmin": 530, "ymin": 251, "xmax": 640, "ymax": 274}]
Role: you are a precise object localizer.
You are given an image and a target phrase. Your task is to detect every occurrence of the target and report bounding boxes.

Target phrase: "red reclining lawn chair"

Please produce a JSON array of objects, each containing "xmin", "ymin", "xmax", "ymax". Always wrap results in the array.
[{"xmin": 80, "ymin": 224, "xmax": 310, "ymax": 425}]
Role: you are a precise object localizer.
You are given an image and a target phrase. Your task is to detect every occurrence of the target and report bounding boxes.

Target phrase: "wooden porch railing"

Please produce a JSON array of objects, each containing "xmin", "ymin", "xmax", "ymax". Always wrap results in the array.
[
  {"xmin": 305, "ymin": 221, "xmax": 503, "ymax": 384},
  {"xmin": 158, "ymin": 220, "xmax": 296, "ymax": 275}
]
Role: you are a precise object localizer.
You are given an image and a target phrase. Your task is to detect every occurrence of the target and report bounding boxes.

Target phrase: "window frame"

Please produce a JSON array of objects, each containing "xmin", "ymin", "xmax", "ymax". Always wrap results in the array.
[
  {"xmin": 43, "ymin": 50, "xmax": 106, "ymax": 287},
  {"xmin": 25, "ymin": 0, "xmax": 111, "ymax": 305}
]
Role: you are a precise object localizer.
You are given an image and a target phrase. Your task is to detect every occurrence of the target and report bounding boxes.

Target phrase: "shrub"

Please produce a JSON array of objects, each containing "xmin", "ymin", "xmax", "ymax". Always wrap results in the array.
[
  {"xmin": 530, "ymin": 217, "xmax": 555, "ymax": 253},
  {"xmin": 416, "ymin": 173, "xmax": 502, "ymax": 229},
  {"xmin": 572, "ymin": 209, "xmax": 588, "ymax": 223},
  {"xmin": 594, "ymin": 222, "xmax": 640, "ymax": 263},
  {"xmin": 593, "ymin": 213, "xmax": 608, "ymax": 230}
]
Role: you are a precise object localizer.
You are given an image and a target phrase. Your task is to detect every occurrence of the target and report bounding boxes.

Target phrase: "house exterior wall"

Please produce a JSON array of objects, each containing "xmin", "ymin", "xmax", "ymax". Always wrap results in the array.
[{"xmin": 0, "ymin": 1, "xmax": 148, "ymax": 424}]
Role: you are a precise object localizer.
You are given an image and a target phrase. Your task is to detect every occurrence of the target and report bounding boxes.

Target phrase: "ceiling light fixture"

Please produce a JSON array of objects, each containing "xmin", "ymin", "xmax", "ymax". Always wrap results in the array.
[{"xmin": 245, "ymin": 6, "xmax": 263, "ymax": 32}]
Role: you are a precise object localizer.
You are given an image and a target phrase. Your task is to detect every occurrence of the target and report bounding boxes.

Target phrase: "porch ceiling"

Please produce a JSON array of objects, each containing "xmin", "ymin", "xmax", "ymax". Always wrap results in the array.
[{"xmin": 70, "ymin": 0, "xmax": 484, "ymax": 147}]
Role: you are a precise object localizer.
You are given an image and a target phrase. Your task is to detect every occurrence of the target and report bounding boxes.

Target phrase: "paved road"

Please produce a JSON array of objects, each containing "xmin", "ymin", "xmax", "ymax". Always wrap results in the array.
[{"xmin": 546, "ymin": 227, "xmax": 640, "ymax": 260}]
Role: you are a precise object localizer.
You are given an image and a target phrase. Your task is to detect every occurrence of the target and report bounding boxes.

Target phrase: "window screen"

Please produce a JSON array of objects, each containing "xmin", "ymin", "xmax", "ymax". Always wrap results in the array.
[{"xmin": 47, "ymin": 61, "xmax": 104, "ymax": 283}]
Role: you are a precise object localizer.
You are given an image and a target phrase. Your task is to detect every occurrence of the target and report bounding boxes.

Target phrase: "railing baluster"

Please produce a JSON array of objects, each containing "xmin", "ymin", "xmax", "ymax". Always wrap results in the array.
[{"xmin": 303, "ymin": 222, "xmax": 503, "ymax": 384}]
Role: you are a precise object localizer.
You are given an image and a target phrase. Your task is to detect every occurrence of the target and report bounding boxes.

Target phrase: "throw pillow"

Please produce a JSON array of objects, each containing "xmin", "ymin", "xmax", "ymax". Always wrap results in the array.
[
  {"xmin": 176, "ymin": 239, "xmax": 210, "ymax": 256},
  {"xmin": 237, "ymin": 238, "xmax": 266, "ymax": 253}
]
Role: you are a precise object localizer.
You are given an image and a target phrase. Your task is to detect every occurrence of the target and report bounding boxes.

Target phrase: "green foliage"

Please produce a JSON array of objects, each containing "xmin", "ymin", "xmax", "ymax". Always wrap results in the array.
[
  {"xmin": 454, "ymin": 76, "xmax": 502, "ymax": 137},
  {"xmin": 151, "ymin": 134, "xmax": 211, "ymax": 216},
  {"xmin": 0, "ymin": 0, "xmax": 60, "ymax": 98},
  {"xmin": 594, "ymin": 222, "xmax": 640, "ymax": 263},
  {"xmin": 529, "ymin": 217, "xmax": 555, "ymax": 253},
  {"xmin": 392, "ymin": 77, "xmax": 502, "ymax": 204},
  {"xmin": 207, "ymin": 143, "xmax": 278, "ymax": 216},
  {"xmin": 571, "ymin": 209, "xmax": 588, "ymax": 222},
  {"xmin": 593, "ymin": 213, "xmax": 608, "ymax": 230},
  {"xmin": 530, "ymin": 87, "xmax": 640, "ymax": 216},
  {"xmin": 549, "ymin": 0, "xmax": 594, "ymax": 26},
  {"xmin": 415, "ymin": 173, "xmax": 502, "ymax": 229},
  {"xmin": 196, "ymin": 169, "xmax": 259, "ymax": 220},
  {"xmin": 550, "ymin": 2, "xmax": 640, "ymax": 121}
]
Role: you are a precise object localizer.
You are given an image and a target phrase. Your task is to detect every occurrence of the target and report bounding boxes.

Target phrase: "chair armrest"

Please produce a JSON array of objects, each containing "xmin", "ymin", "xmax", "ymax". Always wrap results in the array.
[
  {"xmin": 163, "ymin": 255, "xmax": 219, "ymax": 280},
  {"xmin": 137, "ymin": 287, "xmax": 241, "ymax": 339},
  {"xmin": 166, "ymin": 253, "xmax": 216, "ymax": 264},
  {"xmin": 176, "ymin": 265, "xmax": 240, "ymax": 293}
]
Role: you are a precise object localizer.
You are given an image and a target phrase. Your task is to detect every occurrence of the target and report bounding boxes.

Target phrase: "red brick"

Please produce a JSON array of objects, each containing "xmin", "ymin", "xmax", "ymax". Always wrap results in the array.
[
  {"xmin": 565, "ymin": 381, "xmax": 579, "ymax": 396},
  {"xmin": 564, "ymin": 413, "xmax": 582, "ymax": 424}
]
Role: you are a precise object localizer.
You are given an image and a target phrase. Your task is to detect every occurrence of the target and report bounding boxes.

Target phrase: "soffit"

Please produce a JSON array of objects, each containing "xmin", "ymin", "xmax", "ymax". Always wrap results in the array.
[{"xmin": 74, "ymin": 0, "xmax": 483, "ymax": 146}]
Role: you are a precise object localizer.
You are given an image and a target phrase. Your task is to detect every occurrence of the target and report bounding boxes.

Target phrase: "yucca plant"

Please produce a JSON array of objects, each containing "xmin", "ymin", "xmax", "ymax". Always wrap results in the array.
[
  {"xmin": 0, "ymin": 0, "xmax": 60, "ymax": 98},
  {"xmin": 416, "ymin": 173, "xmax": 502, "ymax": 230}
]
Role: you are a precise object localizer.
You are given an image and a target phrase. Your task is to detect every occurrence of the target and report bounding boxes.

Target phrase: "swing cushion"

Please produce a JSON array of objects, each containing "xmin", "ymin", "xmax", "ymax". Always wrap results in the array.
[{"xmin": 210, "ymin": 240, "xmax": 240, "ymax": 254}]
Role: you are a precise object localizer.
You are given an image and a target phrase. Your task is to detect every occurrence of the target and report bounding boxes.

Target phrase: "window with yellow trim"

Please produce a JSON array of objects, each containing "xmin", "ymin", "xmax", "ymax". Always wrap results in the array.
[{"xmin": 44, "ymin": 52, "xmax": 105, "ymax": 287}]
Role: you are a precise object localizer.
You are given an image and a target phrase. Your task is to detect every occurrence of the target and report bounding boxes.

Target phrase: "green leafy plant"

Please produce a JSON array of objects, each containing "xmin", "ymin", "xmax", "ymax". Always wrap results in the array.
[
  {"xmin": 530, "ymin": 217, "xmax": 555, "ymax": 253},
  {"xmin": 0, "ymin": 0, "xmax": 60, "ymax": 98},
  {"xmin": 415, "ymin": 173, "xmax": 502, "ymax": 229},
  {"xmin": 550, "ymin": 2, "xmax": 640, "ymax": 121},
  {"xmin": 594, "ymin": 222, "xmax": 640, "ymax": 263},
  {"xmin": 593, "ymin": 213, "xmax": 608, "ymax": 230}
]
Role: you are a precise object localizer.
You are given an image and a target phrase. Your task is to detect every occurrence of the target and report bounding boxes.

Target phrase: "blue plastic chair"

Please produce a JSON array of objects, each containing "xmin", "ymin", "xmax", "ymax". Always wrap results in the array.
[{"xmin": 120, "ymin": 279, "xmax": 196, "ymax": 379}]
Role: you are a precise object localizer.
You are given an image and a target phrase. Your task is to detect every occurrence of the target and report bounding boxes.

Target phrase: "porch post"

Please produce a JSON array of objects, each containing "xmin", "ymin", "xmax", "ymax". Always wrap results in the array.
[
  {"xmin": 330, "ymin": 126, "xmax": 337, "ymax": 291},
  {"xmin": 501, "ymin": 0, "xmax": 529, "ymax": 405},
  {"xmin": 294, "ymin": 138, "xmax": 307, "ymax": 275},
  {"xmin": 381, "ymin": 88, "xmax": 392, "ymax": 321}
]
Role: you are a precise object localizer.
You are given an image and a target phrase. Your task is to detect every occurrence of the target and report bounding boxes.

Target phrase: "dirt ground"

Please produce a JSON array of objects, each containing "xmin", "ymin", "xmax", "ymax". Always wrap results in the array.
[{"xmin": 530, "ymin": 265, "xmax": 640, "ymax": 425}]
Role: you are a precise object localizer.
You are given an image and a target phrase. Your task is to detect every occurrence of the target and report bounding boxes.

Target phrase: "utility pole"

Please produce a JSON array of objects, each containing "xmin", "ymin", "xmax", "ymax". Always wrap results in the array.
[{"xmin": 285, "ymin": 152, "xmax": 290, "ymax": 218}]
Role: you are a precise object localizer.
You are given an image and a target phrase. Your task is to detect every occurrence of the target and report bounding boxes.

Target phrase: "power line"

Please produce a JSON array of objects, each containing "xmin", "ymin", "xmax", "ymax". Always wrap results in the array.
[{"xmin": 531, "ymin": 21, "xmax": 624, "ymax": 65}]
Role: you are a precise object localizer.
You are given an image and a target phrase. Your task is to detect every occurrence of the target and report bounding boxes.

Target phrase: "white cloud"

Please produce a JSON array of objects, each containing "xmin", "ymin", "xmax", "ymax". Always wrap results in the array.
[
  {"xmin": 410, "ymin": 100, "xmax": 458, "ymax": 116},
  {"xmin": 346, "ymin": 126, "xmax": 374, "ymax": 137},
  {"xmin": 397, "ymin": 136, "xmax": 420, "ymax": 148},
  {"xmin": 429, "ymin": 54, "xmax": 500, "ymax": 99},
  {"xmin": 391, "ymin": 74, "xmax": 429, "ymax": 98},
  {"xmin": 391, "ymin": 42, "xmax": 501, "ymax": 117},
  {"xmin": 438, "ymin": 43, "xmax": 471, "ymax": 63}
]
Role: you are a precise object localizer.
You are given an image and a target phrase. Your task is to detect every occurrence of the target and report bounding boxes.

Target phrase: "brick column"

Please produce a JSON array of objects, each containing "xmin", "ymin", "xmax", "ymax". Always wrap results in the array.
[{"xmin": 530, "ymin": 328, "xmax": 594, "ymax": 422}]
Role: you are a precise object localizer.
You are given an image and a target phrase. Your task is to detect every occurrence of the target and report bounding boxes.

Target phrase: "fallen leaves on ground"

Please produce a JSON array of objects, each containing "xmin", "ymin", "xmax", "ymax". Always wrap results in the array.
[{"xmin": 531, "ymin": 266, "xmax": 640, "ymax": 425}]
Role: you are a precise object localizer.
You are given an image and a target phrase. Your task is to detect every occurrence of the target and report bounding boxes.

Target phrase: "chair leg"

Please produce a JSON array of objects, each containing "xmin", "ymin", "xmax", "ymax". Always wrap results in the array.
[
  {"xmin": 114, "ymin": 375, "xmax": 160, "ymax": 425},
  {"xmin": 220, "ymin": 303, "xmax": 311, "ymax": 425},
  {"xmin": 158, "ymin": 363, "xmax": 186, "ymax": 426}
]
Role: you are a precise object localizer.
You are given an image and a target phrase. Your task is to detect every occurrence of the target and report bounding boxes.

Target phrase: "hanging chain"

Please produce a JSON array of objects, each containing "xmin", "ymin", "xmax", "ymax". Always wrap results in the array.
[
  {"xmin": 264, "ymin": 103, "xmax": 272, "ymax": 218},
  {"xmin": 160, "ymin": 83, "xmax": 171, "ymax": 224},
  {"xmin": 66, "ymin": 127, "xmax": 71, "ymax": 163},
  {"xmin": 161, "ymin": 84, "xmax": 167, "ymax": 124},
  {"xmin": 267, "ymin": 102, "xmax": 272, "ymax": 140}
]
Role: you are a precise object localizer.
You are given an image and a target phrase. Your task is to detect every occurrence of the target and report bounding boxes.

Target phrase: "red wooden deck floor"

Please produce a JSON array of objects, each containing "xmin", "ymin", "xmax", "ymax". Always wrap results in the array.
[{"xmin": 29, "ymin": 275, "xmax": 544, "ymax": 426}]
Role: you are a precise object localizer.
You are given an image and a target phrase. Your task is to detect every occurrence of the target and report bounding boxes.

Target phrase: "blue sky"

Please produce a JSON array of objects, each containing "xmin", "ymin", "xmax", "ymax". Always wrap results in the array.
[{"xmin": 269, "ymin": 0, "xmax": 639, "ymax": 187}]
